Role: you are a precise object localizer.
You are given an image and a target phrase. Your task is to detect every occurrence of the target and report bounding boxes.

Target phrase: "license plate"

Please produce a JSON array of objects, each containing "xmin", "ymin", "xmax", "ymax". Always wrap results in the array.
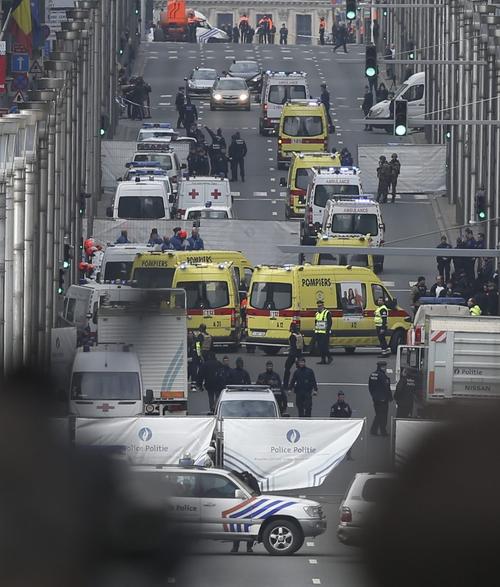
[{"xmin": 251, "ymin": 330, "xmax": 266, "ymax": 336}]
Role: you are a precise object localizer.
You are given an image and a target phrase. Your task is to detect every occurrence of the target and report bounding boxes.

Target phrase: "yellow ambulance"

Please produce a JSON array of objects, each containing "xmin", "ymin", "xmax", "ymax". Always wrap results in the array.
[
  {"xmin": 246, "ymin": 264, "xmax": 410, "ymax": 354},
  {"xmin": 277, "ymin": 100, "xmax": 329, "ymax": 170},
  {"xmin": 281, "ymin": 152, "xmax": 343, "ymax": 219},
  {"xmin": 310, "ymin": 234, "xmax": 376, "ymax": 273}
]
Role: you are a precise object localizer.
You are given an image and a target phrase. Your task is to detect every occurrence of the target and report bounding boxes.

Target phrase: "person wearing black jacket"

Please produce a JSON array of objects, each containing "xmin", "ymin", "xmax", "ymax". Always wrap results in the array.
[
  {"xmin": 362, "ymin": 86, "xmax": 374, "ymax": 131},
  {"xmin": 229, "ymin": 357, "xmax": 251, "ymax": 385},
  {"xmin": 436, "ymin": 235, "xmax": 452, "ymax": 281},
  {"xmin": 394, "ymin": 368, "xmax": 417, "ymax": 418},
  {"xmin": 230, "ymin": 471, "xmax": 260, "ymax": 553},
  {"xmin": 283, "ymin": 323, "xmax": 304, "ymax": 389},
  {"xmin": 228, "ymin": 132, "xmax": 247, "ymax": 182},
  {"xmin": 196, "ymin": 351, "xmax": 225, "ymax": 412},
  {"xmin": 256, "ymin": 361, "xmax": 286, "ymax": 414},
  {"xmin": 368, "ymin": 361, "xmax": 392, "ymax": 436},
  {"xmin": 175, "ymin": 87, "xmax": 185, "ymax": 129},
  {"xmin": 330, "ymin": 391, "xmax": 353, "ymax": 459},
  {"xmin": 289, "ymin": 358, "xmax": 318, "ymax": 417}
]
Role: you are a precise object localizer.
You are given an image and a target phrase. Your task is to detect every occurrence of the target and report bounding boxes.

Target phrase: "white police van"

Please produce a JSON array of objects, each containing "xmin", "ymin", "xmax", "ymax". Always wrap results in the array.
[{"xmin": 130, "ymin": 462, "xmax": 326, "ymax": 555}]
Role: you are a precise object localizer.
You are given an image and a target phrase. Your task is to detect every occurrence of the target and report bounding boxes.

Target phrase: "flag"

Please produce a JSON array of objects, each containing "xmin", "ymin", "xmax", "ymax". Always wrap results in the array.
[
  {"xmin": 31, "ymin": 0, "xmax": 43, "ymax": 50},
  {"xmin": 9, "ymin": 0, "xmax": 33, "ymax": 54}
]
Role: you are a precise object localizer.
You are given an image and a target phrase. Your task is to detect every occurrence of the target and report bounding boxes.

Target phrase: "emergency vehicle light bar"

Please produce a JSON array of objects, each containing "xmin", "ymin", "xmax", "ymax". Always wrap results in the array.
[
  {"xmin": 136, "ymin": 142, "xmax": 173, "ymax": 152},
  {"xmin": 125, "ymin": 161, "xmax": 162, "ymax": 168},
  {"xmin": 128, "ymin": 169, "xmax": 167, "ymax": 177},
  {"xmin": 141, "ymin": 122, "xmax": 172, "ymax": 129}
]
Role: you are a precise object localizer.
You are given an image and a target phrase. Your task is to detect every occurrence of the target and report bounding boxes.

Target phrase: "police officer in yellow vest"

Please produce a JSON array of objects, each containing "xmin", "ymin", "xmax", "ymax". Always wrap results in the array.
[
  {"xmin": 314, "ymin": 300, "xmax": 332, "ymax": 364},
  {"xmin": 374, "ymin": 297, "xmax": 391, "ymax": 357},
  {"xmin": 467, "ymin": 297, "xmax": 482, "ymax": 316},
  {"xmin": 195, "ymin": 324, "xmax": 213, "ymax": 361}
]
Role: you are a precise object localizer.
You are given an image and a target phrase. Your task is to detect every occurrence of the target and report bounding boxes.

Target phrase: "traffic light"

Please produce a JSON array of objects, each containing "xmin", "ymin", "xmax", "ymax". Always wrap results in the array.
[
  {"xmin": 365, "ymin": 44, "xmax": 377, "ymax": 78},
  {"xmin": 394, "ymin": 99, "xmax": 408, "ymax": 136},
  {"xmin": 58, "ymin": 269, "xmax": 65, "ymax": 295},
  {"xmin": 346, "ymin": 0, "xmax": 357, "ymax": 21},
  {"xmin": 100, "ymin": 113, "xmax": 109, "ymax": 137},
  {"xmin": 445, "ymin": 126, "xmax": 451, "ymax": 141},
  {"xmin": 407, "ymin": 41, "xmax": 415, "ymax": 60},
  {"xmin": 63, "ymin": 243, "xmax": 73, "ymax": 269},
  {"xmin": 135, "ymin": 1, "xmax": 140, "ymax": 15},
  {"xmin": 383, "ymin": 8, "xmax": 388, "ymax": 16},
  {"xmin": 475, "ymin": 190, "xmax": 487, "ymax": 220}
]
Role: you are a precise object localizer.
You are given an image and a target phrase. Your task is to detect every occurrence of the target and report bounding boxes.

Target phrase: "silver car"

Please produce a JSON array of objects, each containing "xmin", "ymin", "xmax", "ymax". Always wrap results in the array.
[
  {"xmin": 210, "ymin": 77, "xmax": 250, "ymax": 111},
  {"xmin": 185, "ymin": 67, "xmax": 218, "ymax": 97}
]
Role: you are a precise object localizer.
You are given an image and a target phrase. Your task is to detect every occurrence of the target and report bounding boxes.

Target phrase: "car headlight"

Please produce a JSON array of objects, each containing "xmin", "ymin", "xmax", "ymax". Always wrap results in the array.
[
  {"xmin": 303, "ymin": 505, "xmax": 322, "ymax": 518},
  {"xmin": 213, "ymin": 93, "xmax": 222, "ymax": 101},
  {"xmin": 188, "ymin": 81, "xmax": 194, "ymax": 88},
  {"xmin": 239, "ymin": 93, "xmax": 249, "ymax": 101}
]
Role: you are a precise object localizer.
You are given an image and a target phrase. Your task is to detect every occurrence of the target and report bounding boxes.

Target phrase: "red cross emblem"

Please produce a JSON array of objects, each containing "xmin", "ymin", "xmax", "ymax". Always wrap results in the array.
[
  {"xmin": 211, "ymin": 189, "xmax": 221, "ymax": 200},
  {"xmin": 96, "ymin": 403, "xmax": 115, "ymax": 413},
  {"xmin": 189, "ymin": 189, "xmax": 199, "ymax": 199}
]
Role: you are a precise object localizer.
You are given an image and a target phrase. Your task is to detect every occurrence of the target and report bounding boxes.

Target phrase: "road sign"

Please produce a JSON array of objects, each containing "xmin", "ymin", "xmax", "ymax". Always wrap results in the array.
[
  {"xmin": 11, "ymin": 74, "xmax": 29, "ymax": 92},
  {"xmin": 10, "ymin": 53, "xmax": 29, "ymax": 73},
  {"xmin": 13, "ymin": 91, "xmax": 26, "ymax": 104},
  {"xmin": 30, "ymin": 60, "xmax": 43, "ymax": 75}
]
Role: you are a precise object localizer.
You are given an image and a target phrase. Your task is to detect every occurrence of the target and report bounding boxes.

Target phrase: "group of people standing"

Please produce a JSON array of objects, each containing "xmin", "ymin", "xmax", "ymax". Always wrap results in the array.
[
  {"xmin": 119, "ymin": 72, "xmax": 152, "ymax": 121},
  {"xmin": 376, "ymin": 153, "xmax": 401, "ymax": 203}
]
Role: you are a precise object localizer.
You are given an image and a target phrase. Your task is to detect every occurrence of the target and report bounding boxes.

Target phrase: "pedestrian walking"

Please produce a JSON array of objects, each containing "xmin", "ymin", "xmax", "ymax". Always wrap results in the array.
[
  {"xmin": 436, "ymin": 235, "xmax": 452, "ymax": 281},
  {"xmin": 319, "ymin": 17, "xmax": 326, "ymax": 45},
  {"xmin": 330, "ymin": 391, "xmax": 353, "ymax": 459},
  {"xmin": 320, "ymin": 83, "xmax": 334, "ymax": 133},
  {"xmin": 229, "ymin": 357, "xmax": 251, "ymax": 385},
  {"xmin": 283, "ymin": 323, "xmax": 304, "ymax": 389},
  {"xmin": 332, "ymin": 22, "xmax": 348, "ymax": 53},
  {"xmin": 314, "ymin": 299, "xmax": 332, "ymax": 364},
  {"xmin": 368, "ymin": 361, "xmax": 392, "ymax": 436},
  {"xmin": 289, "ymin": 357, "xmax": 318, "ymax": 418},
  {"xmin": 279, "ymin": 23, "xmax": 288, "ymax": 45},
  {"xmin": 388, "ymin": 153, "xmax": 401, "ymax": 203},
  {"xmin": 394, "ymin": 368, "xmax": 417, "ymax": 418},
  {"xmin": 175, "ymin": 87, "xmax": 185, "ymax": 129},
  {"xmin": 196, "ymin": 351, "xmax": 226, "ymax": 413},
  {"xmin": 228, "ymin": 132, "xmax": 247, "ymax": 182},
  {"xmin": 376, "ymin": 156, "xmax": 392, "ymax": 203},
  {"xmin": 374, "ymin": 297, "xmax": 391, "ymax": 357},
  {"xmin": 362, "ymin": 86, "xmax": 374, "ymax": 131}
]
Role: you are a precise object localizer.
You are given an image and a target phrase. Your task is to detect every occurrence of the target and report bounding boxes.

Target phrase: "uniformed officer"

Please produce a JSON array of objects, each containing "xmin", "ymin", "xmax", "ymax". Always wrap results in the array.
[
  {"xmin": 320, "ymin": 82, "xmax": 334, "ymax": 133},
  {"xmin": 374, "ymin": 297, "xmax": 391, "ymax": 357},
  {"xmin": 289, "ymin": 357, "xmax": 318, "ymax": 417},
  {"xmin": 183, "ymin": 98, "xmax": 198, "ymax": 132},
  {"xmin": 368, "ymin": 361, "xmax": 392, "ymax": 436},
  {"xmin": 256, "ymin": 361, "xmax": 286, "ymax": 414},
  {"xmin": 283, "ymin": 323, "xmax": 304, "ymax": 389},
  {"xmin": 195, "ymin": 324, "xmax": 213, "ymax": 361},
  {"xmin": 468, "ymin": 297, "xmax": 482, "ymax": 316},
  {"xmin": 394, "ymin": 368, "xmax": 417, "ymax": 418},
  {"xmin": 330, "ymin": 391, "xmax": 353, "ymax": 460},
  {"xmin": 228, "ymin": 132, "xmax": 247, "ymax": 182},
  {"xmin": 314, "ymin": 300, "xmax": 332, "ymax": 364}
]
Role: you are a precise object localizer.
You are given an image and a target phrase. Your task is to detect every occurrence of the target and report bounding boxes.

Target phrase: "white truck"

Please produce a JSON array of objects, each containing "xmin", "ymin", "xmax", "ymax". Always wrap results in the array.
[
  {"xmin": 396, "ymin": 314, "xmax": 500, "ymax": 415},
  {"xmin": 71, "ymin": 288, "xmax": 189, "ymax": 416}
]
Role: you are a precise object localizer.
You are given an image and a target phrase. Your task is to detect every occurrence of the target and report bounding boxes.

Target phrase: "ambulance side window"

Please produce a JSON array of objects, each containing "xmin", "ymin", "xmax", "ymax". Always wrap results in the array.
[
  {"xmin": 243, "ymin": 268, "xmax": 253, "ymax": 290},
  {"xmin": 372, "ymin": 284, "xmax": 391, "ymax": 305},
  {"xmin": 337, "ymin": 282, "xmax": 366, "ymax": 314}
]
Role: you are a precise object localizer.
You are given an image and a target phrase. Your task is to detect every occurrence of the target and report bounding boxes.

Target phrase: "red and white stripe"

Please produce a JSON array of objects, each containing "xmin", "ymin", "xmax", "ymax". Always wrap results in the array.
[{"xmin": 430, "ymin": 330, "xmax": 447, "ymax": 343}]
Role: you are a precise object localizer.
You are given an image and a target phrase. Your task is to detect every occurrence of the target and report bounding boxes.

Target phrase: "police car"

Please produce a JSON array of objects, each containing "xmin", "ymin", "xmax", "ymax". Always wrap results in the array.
[{"xmin": 130, "ymin": 462, "xmax": 326, "ymax": 555}]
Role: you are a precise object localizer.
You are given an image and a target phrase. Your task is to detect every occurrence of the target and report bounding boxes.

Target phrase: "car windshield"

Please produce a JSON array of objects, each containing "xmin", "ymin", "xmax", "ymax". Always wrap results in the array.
[
  {"xmin": 250, "ymin": 282, "xmax": 292, "ymax": 310},
  {"xmin": 318, "ymin": 253, "xmax": 369, "ymax": 267},
  {"xmin": 187, "ymin": 210, "xmax": 229, "ymax": 219},
  {"xmin": 313, "ymin": 185, "xmax": 360, "ymax": 207},
  {"xmin": 192, "ymin": 69, "xmax": 217, "ymax": 80},
  {"xmin": 133, "ymin": 267, "xmax": 175, "ymax": 288},
  {"xmin": 117, "ymin": 196, "xmax": 166, "ymax": 219},
  {"xmin": 71, "ymin": 372, "xmax": 141, "ymax": 400},
  {"xmin": 134, "ymin": 154, "xmax": 173, "ymax": 170},
  {"xmin": 176, "ymin": 280, "xmax": 229, "ymax": 309},
  {"xmin": 283, "ymin": 116, "xmax": 323, "ymax": 137},
  {"xmin": 219, "ymin": 400, "xmax": 277, "ymax": 418},
  {"xmin": 230, "ymin": 62, "xmax": 258, "ymax": 73},
  {"xmin": 216, "ymin": 79, "xmax": 247, "ymax": 90},
  {"xmin": 103, "ymin": 261, "xmax": 133, "ymax": 281},
  {"xmin": 331, "ymin": 213, "xmax": 378, "ymax": 236}
]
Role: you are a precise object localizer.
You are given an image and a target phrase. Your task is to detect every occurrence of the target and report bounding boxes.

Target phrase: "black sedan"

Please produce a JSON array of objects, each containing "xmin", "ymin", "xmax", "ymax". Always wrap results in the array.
[{"xmin": 227, "ymin": 60, "xmax": 262, "ymax": 92}]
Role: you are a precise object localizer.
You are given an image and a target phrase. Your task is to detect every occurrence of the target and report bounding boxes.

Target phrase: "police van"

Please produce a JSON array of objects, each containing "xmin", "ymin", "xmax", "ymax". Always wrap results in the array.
[
  {"xmin": 133, "ymin": 138, "xmax": 195, "ymax": 172},
  {"xmin": 175, "ymin": 176, "xmax": 232, "ymax": 219},
  {"xmin": 106, "ymin": 177, "xmax": 173, "ymax": 220},
  {"xmin": 129, "ymin": 463, "xmax": 326, "ymax": 555},
  {"xmin": 300, "ymin": 167, "xmax": 363, "ymax": 245},
  {"xmin": 246, "ymin": 264, "xmax": 410, "ymax": 354},
  {"xmin": 258, "ymin": 71, "xmax": 309, "ymax": 135}
]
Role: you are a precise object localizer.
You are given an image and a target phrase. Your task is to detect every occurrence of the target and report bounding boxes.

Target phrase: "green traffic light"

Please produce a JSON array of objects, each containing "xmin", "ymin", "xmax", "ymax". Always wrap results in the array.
[
  {"xmin": 346, "ymin": 10, "xmax": 356, "ymax": 20},
  {"xmin": 478, "ymin": 211, "xmax": 486, "ymax": 220},
  {"xmin": 445, "ymin": 131, "xmax": 451, "ymax": 140},
  {"xmin": 409, "ymin": 52, "xmax": 415, "ymax": 60},
  {"xmin": 58, "ymin": 287, "xmax": 64, "ymax": 295},
  {"xmin": 100, "ymin": 128, "xmax": 106, "ymax": 136},
  {"xmin": 365, "ymin": 66, "xmax": 376, "ymax": 78},
  {"xmin": 395, "ymin": 124, "xmax": 407, "ymax": 136},
  {"xmin": 63, "ymin": 260, "xmax": 70, "ymax": 269}
]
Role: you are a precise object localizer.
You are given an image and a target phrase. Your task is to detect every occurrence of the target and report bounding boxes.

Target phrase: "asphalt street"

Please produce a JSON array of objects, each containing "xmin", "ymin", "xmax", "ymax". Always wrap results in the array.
[{"xmin": 112, "ymin": 38, "xmax": 444, "ymax": 587}]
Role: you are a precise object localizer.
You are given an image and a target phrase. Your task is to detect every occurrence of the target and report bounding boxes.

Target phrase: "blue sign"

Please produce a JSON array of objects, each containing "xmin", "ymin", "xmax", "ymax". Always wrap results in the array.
[
  {"xmin": 10, "ymin": 53, "xmax": 29, "ymax": 73},
  {"xmin": 11, "ymin": 74, "xmax": 28, "ymax": 92}
]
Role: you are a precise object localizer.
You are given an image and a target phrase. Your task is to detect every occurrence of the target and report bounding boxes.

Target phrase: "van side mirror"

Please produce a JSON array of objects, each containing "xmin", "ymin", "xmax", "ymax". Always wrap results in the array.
[
  {"xmin": 106, "ymin": 206, "xmax": 113, "ymax": 218},
  {"xmin": 279, "ymin": 177, "xmax": 287, "ymax": 187},
  {"xmin": 379, "ymin": 223, "xmax": 385, "ymax": 230},
  {"xmin": 144, "ymin": 389, "xmax": 154, "ymax": 403}
]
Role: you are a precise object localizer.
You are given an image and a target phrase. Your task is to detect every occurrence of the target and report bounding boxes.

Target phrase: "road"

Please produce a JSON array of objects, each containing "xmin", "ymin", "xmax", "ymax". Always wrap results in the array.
[{"xmin": 114, "ymin": 38, "xmax": 443, "ymax": 587}]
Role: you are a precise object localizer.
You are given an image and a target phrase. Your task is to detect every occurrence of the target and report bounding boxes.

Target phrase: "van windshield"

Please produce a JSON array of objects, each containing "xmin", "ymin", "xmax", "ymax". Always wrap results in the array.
[
  {"xmin": 331, "ymin": 213, "xmax": 379, "ymax": 236},
  {"xmin": 117, "ymin": 196, "xmax": 166, "ymax": 219},
  {"xmin": 219, "ymin": 401, "xmax": 278, "ymax": 418},
  {"xmin": 283, "ymin": 116, "xmax": 323, "ymax": 137},
  {"xmin": 176, "ymin": 280, "xmax": 229, "ymax": 309},
  {"xmin": 313, "ymin": 185, "xmax": 360, "ymax": 207},
  {"xmin": 268, "ymin": 85, "xmax": 307, "ymax": 105},
  {"xmin": 104, "ymin": 261, "xmax": 133, "ymax": 281},
  {"xmin": 295, "ymin": 168, "xmax": 311, "ymax": 191},
  {"xmin": 250, "ymin": 282, "xmax": 292, "ymax": 310},
  {"xmin": 133, "ymin": 267, "xmax": 175, "ymax": 288},
  {"xmin": 71, "ymin": 372, "xmax": 141, "ymax": 400},
  {"xmin": 134, "ymin": 154, "xmax": 173, "ymax": 170}
]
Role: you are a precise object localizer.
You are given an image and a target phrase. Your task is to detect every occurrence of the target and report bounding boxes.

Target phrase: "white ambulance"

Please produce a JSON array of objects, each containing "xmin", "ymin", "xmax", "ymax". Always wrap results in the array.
[
  {"xmin": 174, "ymin": 176, "xmax": 232, "ymax": 218},
  {"xmin": 300, "ymin": 167, "xmax": 363, "ymax": 245},
  {"xmin": 258, "ymin": 71, "xmax": 309, "ymax": 135}
]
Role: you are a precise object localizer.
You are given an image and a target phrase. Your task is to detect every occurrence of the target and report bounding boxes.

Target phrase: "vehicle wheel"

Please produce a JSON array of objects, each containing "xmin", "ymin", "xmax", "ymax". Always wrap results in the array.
[
  {"xmin": 262, "ymin": 519, "xmax": 304, "ymax": 556},
  {"xmin": 344, "ymin": 347, "xmax": 356, "ymax": 354},
  {"xmin": 263, "ymin": 346, "xmax": 281, "ymax": 356},
  {"xmin": 390, "ymin": 328, "xmax": 406, "ymax": 354}
]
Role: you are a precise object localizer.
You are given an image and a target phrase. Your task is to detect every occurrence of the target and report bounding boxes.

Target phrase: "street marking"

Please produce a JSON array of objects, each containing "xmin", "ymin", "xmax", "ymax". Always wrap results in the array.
[
  {"xmin": 148, "ymin": 56, "xmax": 159, "ymax": 60},
  {"xmin": 312, "ymin": 580, "xmax": 321, "ymax": 585},
  {"xmin": 287, "ymin": 401, "xmax": 294, "ymax": 407},
  {"xmin": 336, "ymin": 97, "xmax": 347, "ymax": 100},
  {"xmin": 357, "ymin": 97, "xmax": 364, "ymax": 101},
  {"xmin": 272, "ymin": 200, "xmax": 277, "ymax": 204},
  {"xmin": 268, "ymin": 157, "xmax": 274, "ymax": 161},
  {"xmin": 160, "ymin": 94, "xmax": 172, "ymax": 98},
  {"xmin": 309, "ymin": 559, "xmax": 318, "ymax": 564},
  {"xmin": 338, "ymin": 140, "xmax": 344, "ymax": 144},
  {"xmin": 270, "ymin": 177, "xmax": 276, "ymax": 182},
  {"xmin": 168, "ymin": 56, "xmax": 178, "ymax": 60},
  {"xmin": 270, "ymin": 167, "xmax": 275, "ymax": 171},
  {"xmin": 284, "ymin": 57, "xmax": 293, "ymax": 60},
  {"xmin": 299, "ymin": 495, "xmax": 306, "ymax": 498},
  {"xmin": 307, "ymin": 541, "xmax": 315, "ymax": 547},
  {"xmin": 272, "ymin": 211, "xmax": 278, "ymax": 216},
  {"xmin": 382, "ymin": 281, "xmax": 395, "ymax": 287},
  {"xmin": 231, "ymin": 192, "xmax": 240, "ymax": 197},
  {"xmin": 254, "ymin": 191, "xmax": 268, "ymax": 197},
  {"xmin": 414, "ymin": 194, "xmax": 428, "ymax": 199},
  {"xmin": 267, "ymin": 139, "xmax": 272, "ymax": 143},
  {"xmin": 158, "ymin": 102, "xmax": 171, "ymax": 106},
  {"xmin": 270, "ymin": 188, "xmax": 276, "ymax": 193},
  {"xmin": 267, "ymin": 148, "xmax": 273, "ymax": 151},
  {"xmin": 386, "ymin": 368, "xmax": 394, "ymax": 373}
]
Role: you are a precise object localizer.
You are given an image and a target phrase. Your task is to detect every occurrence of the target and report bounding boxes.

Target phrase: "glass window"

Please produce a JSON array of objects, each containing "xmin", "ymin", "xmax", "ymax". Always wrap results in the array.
[
  {"xmin": 250, "ymin": 282, "xmax": 292, "ymax": 310},
  {"xmin": 104, "ymin": 261, "xmax": 133, "ymax": 281},
  {"xmin": 313, "ymin": 185, "xmax": 360, "ymax": 208},
  {"xmin": 268, "ymin": 85, "xmax": 287, "ymax": 105},
  {"xmin": 283, "ymin": 116, "xmax": 323, "ymax": 137},
  {"xmin": 216, "ymin": 79, "xmax": 247, "ymax": 90},
  {"xmin": 318, "ymin": 253, "xmax": 369, "ymax": 267},
  {"xmin": 243, "ymin": 268, "xmax": 253, "ymax": 290},
  {"xmin": 295, "ymin": 168, "xmax": 311, "ymax": 191},
  {"xmin": 289, "ymin": 85, "xmax": 307, "ymax": 100},
  {"xmin": 134, "ymin": 154, "xmax": 173, "ymax": 170},
  {"xmin": 372, "ymin": 284, "xmax": 392, "ymax": 305},
  {"xmin": 66, "ymin": 298, "xmax": 76, "ymax": 322},
  {"xmin": 337, "ymin": 282, "xmax": 366, "ymax": 313},
  {"xmin": 219, "ymin": 400, "xmax": 278, "ymax": 418},
  {"xmin": 171, "ymin": 473, "xmax": 198, "ymax": 498},
  {"xmin": 117, "ymin": 196, "xmax": 166, "ymax": 219},
  {"xmin": 361, "ymin": 478, "xmax": 394, "ymax": 502},
  {"xmin": 403, "ymin": 84, "xmax": 424, "ymax": 102},
  {"xmin": 70, "ymin": 372, "xmax": 141, "ymax": 400},
  {"xmin": 199, "ymin": 474, "xmax": 239, "ymax": 499},
  {"xmin": 192, "ymin": 69, "xmax": 217, "ymax": 80},
  {"xmin": 176, "ymin": 280, "xmax": 229, "ymax": 309},
  {"xmin": 330, "ymin": 213, "xmax": 378, "ymax": 236},
  {"xmin": 134, "ymin": 267, "xmax": 175, "ymax": 289}
]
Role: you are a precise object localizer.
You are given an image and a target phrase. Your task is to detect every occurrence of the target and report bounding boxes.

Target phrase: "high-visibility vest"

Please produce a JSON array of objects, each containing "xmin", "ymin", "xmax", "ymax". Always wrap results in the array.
[
  {"xmin": 469, "ymin": 305, "xmax": 482, "ymax": 316},
  {"xmin": 374, "ymin": 304, "xmax": 388, "ymax": 326},
  {"xmin": 315, "ymin": 309, "xmax": 330, "ymax": 334}
]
